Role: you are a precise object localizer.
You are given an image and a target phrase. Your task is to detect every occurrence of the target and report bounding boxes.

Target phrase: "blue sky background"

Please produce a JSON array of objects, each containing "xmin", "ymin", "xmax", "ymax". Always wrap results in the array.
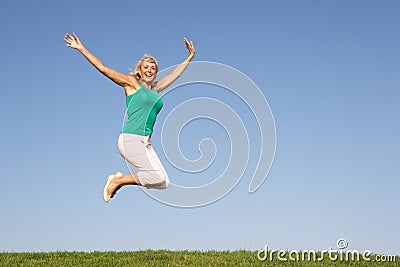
[{"xmin": 0, "ymin": 0, "xmax": 399, "ymax": 255}]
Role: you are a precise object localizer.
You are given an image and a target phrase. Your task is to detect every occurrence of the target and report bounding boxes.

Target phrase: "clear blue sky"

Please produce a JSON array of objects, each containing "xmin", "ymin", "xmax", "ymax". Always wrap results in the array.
[{"xmin": 0, "ymin": 0, "xmax": 399, "ymax": 255}]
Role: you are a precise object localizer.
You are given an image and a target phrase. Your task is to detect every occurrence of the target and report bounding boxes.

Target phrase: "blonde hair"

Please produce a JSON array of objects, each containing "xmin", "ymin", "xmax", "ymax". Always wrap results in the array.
[{"xmin": 129, "ymin": 54, "xmax": 159, "ymax": 80}]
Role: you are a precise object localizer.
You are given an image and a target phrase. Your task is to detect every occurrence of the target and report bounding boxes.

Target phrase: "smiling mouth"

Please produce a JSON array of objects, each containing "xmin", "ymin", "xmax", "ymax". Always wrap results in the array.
[{"xmin": 145, "ymin": 73, "xmax": 153, "ymax": 79}]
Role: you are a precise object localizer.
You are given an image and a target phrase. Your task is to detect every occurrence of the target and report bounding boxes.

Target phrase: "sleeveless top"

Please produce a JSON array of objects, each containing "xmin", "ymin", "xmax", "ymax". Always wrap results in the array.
[{"xmin": 121, "ymin": 81, "xmax": 163, "ymax": 136}]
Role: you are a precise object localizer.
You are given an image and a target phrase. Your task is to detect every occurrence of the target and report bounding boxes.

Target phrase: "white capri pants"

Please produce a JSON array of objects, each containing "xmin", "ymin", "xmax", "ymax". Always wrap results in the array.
[{"xmin": 118, "ymin": 133, "xmax": 169, "ymax": 189}]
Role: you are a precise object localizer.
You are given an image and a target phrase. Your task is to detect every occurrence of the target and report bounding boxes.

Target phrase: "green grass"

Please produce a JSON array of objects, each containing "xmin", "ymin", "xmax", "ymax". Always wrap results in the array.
[{"xmin": 0, "ymin": 250, "xmax": 398, "ymax": 266}]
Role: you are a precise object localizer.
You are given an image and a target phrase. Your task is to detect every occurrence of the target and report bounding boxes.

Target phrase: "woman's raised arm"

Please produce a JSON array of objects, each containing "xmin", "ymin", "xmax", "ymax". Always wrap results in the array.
[
  {"xmin": 64, "ymin": 33, "xmax": 138, "ymax": 90},
  {"xmin": 154, "ymin": 37, "xmax": 195, "ymax": 92}
]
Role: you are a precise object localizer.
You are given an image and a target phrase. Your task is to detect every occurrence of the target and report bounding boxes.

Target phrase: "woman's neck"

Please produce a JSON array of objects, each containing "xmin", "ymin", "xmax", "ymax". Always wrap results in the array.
[{"xmin": 139, "ymin": 79, "xmax": 152, "ymax": 89}]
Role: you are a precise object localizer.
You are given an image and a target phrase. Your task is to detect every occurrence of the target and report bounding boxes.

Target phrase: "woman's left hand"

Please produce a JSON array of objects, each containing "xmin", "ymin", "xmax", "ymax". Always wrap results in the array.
[{"xmin": 184, "ymin": 37, "xmax": 195, "ymax": 56}]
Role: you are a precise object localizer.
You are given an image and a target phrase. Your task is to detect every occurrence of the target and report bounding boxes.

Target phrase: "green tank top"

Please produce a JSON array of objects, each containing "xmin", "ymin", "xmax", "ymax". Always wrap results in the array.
[{"xmin": 122, "ymin": 81, "xmax": 163, "ymax": 136}]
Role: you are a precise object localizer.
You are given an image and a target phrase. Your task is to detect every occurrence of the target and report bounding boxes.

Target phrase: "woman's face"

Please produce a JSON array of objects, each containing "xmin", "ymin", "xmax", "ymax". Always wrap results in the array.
[{"xmin": 140, "ymin": 61, "xmax": 157, "ymax": 83}]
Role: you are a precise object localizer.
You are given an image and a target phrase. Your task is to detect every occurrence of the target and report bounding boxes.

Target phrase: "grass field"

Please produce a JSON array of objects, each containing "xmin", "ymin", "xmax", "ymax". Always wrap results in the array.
[{"xmin": 0, "ymin": 250, "xmax": 398, "ymax": 266}]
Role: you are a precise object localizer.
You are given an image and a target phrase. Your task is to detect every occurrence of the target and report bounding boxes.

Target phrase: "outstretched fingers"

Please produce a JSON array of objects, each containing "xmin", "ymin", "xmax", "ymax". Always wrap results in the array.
[
  {"xmin": 64, "ymin": 32, "xmax": 82, "ymax": 49},
  {"xmin": 184, "ymin": 37, "xmax": 195, "ymax": 55},
  {"xmin": 64, "ymin": 33, "xmax": 74, "ymax": 43}
]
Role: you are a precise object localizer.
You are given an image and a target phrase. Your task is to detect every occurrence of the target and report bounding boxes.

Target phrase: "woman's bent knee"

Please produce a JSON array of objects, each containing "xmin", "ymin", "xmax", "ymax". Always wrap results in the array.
[
  {"xmin": 139, "ymin": 171, "xmax": 169, "ymax": 189},
  {"xmin": 155, "ymin": 172, "xmax": 169, "ymax": 189}
]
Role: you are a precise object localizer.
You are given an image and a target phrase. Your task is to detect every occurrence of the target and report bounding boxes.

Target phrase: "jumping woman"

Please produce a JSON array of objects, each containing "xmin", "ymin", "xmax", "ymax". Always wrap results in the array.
[{"xmin": 64, "ymin": 33, "xmax": 195, "ymax": 202}]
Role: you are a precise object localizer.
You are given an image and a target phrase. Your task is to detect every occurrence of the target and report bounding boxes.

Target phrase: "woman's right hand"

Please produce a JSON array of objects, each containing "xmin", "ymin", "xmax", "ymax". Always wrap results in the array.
[
  {"xmin": 184, "ymin": 37, "xmax": 195, "ymax": 57},
  {"xmin": 64, "ymin": 32, "xmax": 84, "ymax": 50}
]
